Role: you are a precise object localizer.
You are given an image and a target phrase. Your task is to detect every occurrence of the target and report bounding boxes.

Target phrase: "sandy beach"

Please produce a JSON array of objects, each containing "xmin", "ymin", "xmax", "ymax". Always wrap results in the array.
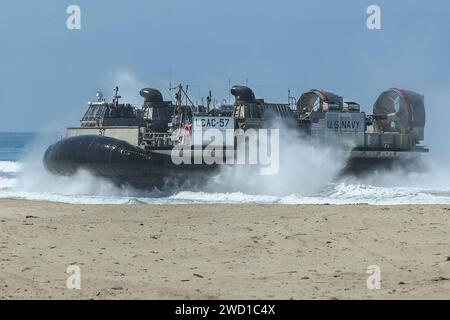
[{"xmin": 0, "ymin": 199, "xmax": 449, "ymax": 299}]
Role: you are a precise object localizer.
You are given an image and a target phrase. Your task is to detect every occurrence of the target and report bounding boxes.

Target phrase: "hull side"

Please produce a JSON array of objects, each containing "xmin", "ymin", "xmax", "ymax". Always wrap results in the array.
[{"xmin": 44, "ymin": 135, "xmax": 426, "ymax": 189}]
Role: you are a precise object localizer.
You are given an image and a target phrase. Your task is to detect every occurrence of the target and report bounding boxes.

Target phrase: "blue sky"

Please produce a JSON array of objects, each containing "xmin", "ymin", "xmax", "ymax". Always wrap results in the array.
[{"xmin": 1, "ymin": 0, "xmax": 450, "ymax": 154}]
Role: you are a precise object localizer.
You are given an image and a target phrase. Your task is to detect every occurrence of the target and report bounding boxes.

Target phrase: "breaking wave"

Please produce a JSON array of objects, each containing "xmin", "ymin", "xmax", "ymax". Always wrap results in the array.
[
  {"xmin": 1, "ymin": 159, "xmax": 450, "ymax": 205},
  {"xmin": 1, "ymin": 131, "xmax": 450, "ymax": 205},
  {"xmin": 0, "ymin": 161, "xmax": 21, "ymax": 174}
]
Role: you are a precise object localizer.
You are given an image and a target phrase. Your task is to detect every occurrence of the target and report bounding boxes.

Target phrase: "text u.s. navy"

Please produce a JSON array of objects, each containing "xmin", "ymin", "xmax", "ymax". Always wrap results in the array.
[{"xmin": 327, "ymin": 120, "xmax": 360, "ymax": 130}]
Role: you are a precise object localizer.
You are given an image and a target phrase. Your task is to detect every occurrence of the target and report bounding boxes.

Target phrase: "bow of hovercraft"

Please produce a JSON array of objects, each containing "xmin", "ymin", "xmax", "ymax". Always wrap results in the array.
[{"xmin": 43, "ymin": 134, "xmax": 174, "ymax": 187}]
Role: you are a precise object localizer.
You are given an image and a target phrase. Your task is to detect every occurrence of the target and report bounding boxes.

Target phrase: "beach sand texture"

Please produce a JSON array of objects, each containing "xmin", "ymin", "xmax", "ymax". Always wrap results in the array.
[{"xmin": 1, "ymin": 199, "xmax": 449, "ymax": 299}]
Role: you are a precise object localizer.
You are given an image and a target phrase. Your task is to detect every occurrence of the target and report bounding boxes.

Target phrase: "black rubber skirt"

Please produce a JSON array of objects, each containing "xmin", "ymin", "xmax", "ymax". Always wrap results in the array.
[{"xmin": 43, "ymin": 135, "xmax": 217, "ymax": 188}]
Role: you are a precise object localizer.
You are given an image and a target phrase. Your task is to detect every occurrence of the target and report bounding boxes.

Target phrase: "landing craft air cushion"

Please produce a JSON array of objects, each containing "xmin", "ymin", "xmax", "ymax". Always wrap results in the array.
[{"xmin": 43, "ymin": 85, "xmax": 428, "ymax": 188}]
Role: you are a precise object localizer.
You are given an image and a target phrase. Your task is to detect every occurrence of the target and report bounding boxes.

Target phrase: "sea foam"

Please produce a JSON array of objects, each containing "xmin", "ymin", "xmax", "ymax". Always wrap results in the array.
[{"xmin": 1, "ymin": 159, "xmax": 450, "ymax": 205}]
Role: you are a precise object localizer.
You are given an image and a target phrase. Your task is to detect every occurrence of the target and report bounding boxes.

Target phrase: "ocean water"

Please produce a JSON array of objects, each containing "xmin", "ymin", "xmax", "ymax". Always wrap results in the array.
[{"xmin": 1, "ymin": 131, "xmax": 450, "ymax": 205}]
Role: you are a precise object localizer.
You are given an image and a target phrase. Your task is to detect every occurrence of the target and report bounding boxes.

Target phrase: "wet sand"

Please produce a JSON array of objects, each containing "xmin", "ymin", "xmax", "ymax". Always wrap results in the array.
[{"xmin": 1, "ymin": 199, "xmax": 449, "ymax": 299}]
